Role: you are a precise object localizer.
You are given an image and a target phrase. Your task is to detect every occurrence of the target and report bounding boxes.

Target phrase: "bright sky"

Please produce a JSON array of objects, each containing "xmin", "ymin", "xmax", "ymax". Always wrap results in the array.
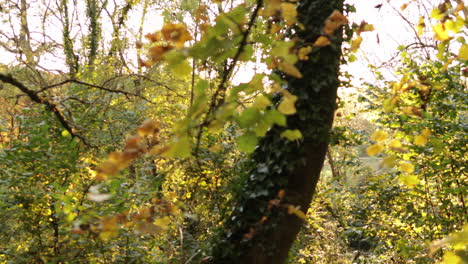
[{"xmin": 0, "ymin": 0, "xmax": 429, "ymax": 86}]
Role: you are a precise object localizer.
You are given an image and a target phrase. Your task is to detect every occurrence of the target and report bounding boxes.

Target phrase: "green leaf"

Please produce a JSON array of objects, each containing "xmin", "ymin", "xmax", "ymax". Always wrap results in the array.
[
  {"xmin": 237, "ymin": 132, "xmax": 258, "ymax": 153},
  {"xmin": 169, "ymin": 59, "xmax": 192, "ymax": 78},
  {"xmin": 252, "ymin": 94, "xmax": 271, "ymax": 110},
  {"xmin": 254, "ymin": 120, "xmax": 270, "ymax": 137},
  {"xmin": 280, "ymin": 129, "xmax": 302, "ymax": 141},
  {"xmin": 237, "ymin": 107, "xmax": 261, "ymax": 128},
  {"xmin": 265, "ymin": 109, "xmax": 286, "ymax": 126},
  {"xmin": 271, "ymin": 41, "xmax": 294, "ymax": 58},
  {"xmin": 162, "ymin": 136, "xmax": 191, "ymax": 158}
]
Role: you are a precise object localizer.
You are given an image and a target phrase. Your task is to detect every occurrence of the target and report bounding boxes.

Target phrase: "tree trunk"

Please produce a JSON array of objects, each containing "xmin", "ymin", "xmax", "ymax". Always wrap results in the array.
[{"xmin": 210, "ymin": 0, "xmax": 344, "ymax": 263}]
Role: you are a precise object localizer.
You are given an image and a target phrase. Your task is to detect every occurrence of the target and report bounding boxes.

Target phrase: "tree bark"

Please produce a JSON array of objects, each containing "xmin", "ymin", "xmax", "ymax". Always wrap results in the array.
[{"xmin": 210, "ymin": 0, "xmax": 344, "ymax": 263}]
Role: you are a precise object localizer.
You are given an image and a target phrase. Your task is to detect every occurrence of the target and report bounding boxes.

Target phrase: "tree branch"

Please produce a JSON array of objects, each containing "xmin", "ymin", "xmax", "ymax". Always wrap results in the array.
[{"xmin": 0, "ymin": 73, "xmax": 94, "ymax": 147}]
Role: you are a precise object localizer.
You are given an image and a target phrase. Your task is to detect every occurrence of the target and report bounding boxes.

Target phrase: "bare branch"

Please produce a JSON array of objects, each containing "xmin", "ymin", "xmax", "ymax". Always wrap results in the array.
[{"xmin": 0, "ymin": 72, "xmax": 94, "ymax": 147}]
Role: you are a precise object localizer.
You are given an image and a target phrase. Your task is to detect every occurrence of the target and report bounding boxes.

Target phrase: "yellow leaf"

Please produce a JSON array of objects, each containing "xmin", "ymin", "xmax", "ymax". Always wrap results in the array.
[
  {"xmin": 252, "ymin": 94, "xmax": 272, "ymax": 110},
  {"xmin": 441, "ymin": 251, "xmax": 463, "ymax": 264},
  {"xmin": 298, "ymin": 46, "xmax": 312, "ymax": 60},
  {"xmin": 389, "ymin": 139, "xmax": 402, "ymax": 149},
  {"xmin": 262, "ymin": 0, "xmax": 281, "ymax": 17},
  {"xmin": 313, "ymin": 36, "xmax": 331, "ymax": 47},
  {"xmin": 280, "ymin": 3, "xmax": 297, "ymax": 26},
  {"xmin": 421, "ymin": 128, "xmax": 431, "ymax": 137},
  {"xmin": 287, "ymin": 205, "xmax": 307, "ymax": 220},
  {"xmin": 366, "ymin": 143, "xmax": 384, "ymax": 156},
  {"xmin": 382, "ymin": 155, "xmax": 397, "ymax": 168},
  {"xmin": 417, "ymin": 17, "xmax": 425, "ymax": 36},
  {"xmin": 278, "ymin": 91, "xmax": 298, "ymax": 115},
  {"xmin": 350, "ymin": 36, "xmax": 363, "ymax": 52},
  {"xmin": 414, "ymin": 134, "xmax": 428, "ymax": 146},
  {"xmin": 277, "ymin": 62, "xmax": 303, "ymax": 78},
  {"xmin": 138, "ymin": 119, "xmax": 160, "ymax": 137},
  {"xmin": 280, "ymin": 129, "xmax": 302, "ymax": 140},
  {"xmin": 169, "ymin": 59, "xmax": 192, "ymax": 78},
  {"xmin": 323, "ymin": 10, "xmax": 348, "ymax": 35},
  {"xmin": 154, "ymin": 216, "xmax": 171, "ymax": 230},
  {"xmin": 371, "ymin": 130, "xmax": 388, "ymax": 142},
  {"xmin": 161, "ymin": 23, "xmax": 192, "ymax": 48},
  {"xmin": 399, "ymin": 161, "xmax": 415, "ymax": 173},
  {"xmin": 458, "ymin": 44, "xmax": 468, "ymax": 60},
  {"xmin": 400, "ymin": 3, "xmax": 408, "ymax": 11},
  {"xmin": 433, "ymin": 23, "xmax": 449, "ymax": 41},
  {"xmin": 399, "ymin": 174, "xmax": 419, "ymax": 188}
]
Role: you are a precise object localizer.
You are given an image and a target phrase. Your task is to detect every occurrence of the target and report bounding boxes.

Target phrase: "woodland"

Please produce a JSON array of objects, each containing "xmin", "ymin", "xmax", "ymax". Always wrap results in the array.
[{"xmin": 0, "ymin": 0, "xmax": 466, "ymax": 263}]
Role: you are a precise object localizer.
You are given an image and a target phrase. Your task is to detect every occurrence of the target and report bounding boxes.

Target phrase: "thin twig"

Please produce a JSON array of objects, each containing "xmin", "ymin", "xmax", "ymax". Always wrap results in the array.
[
  {"xmin": 193, "ymin": 0, "xmax": 263, "ymax": 156},
  {"xmin": 0, "ymin": 73, "xmax": 94, "ymax": 147}
]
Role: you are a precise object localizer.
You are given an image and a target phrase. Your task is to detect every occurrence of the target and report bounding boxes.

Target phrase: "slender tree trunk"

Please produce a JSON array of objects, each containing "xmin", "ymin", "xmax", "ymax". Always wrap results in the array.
[
  {"xmin": 210, "ymin": 0, "xmax": 344, "ymax": 263},
  {"xmin": 86, "ymin": 0, "xmax": 101, "ymax": 68},
  {"xmin": 60, "ymin": 0, "xmax": 79, "ymax": 77},
  {"xmin": 19, "ymin": 0, "xmax": 35, "ymax": 66}
]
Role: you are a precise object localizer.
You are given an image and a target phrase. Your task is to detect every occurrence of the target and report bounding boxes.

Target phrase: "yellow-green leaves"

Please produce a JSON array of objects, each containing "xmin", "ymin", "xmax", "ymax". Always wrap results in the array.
[
  {"xmin": 414, "ymin": 128, "xmax": 431, "ymax": 146},
  {"xmin": 265, "ymin": 109, "xmax": 286, "ymax": 127},
  {"xmin": 350, "ymin": 36, "xmax": 363, "ymax": 52},
  {"xmin": 280, "ymin": 3, "xmax": 297, "ymax": 26},
  {"xmin": 398, "ymin": 174, "xmax": 419, "ymax": 188},
  {"xmin": 236, "ymin": 132, "xmax": 258, "ymax": 153},
  {"xmin": 252, "ymin": 94, "xmax": 272, "ymax": 110},
  {"xmin": 238, "ymin": 108, "xmax": 261, "ymax": 129},
  {"xmin": 278, "ymin": 90, "xmax": 298, "ymax": 115},
  {"xmin": 399, "ymin": 161, "xmax": 415, "ymax": 174},
  {"xmin": 433, "ymin": 23, "xmax": 450, "ymax": 41},
  {"xmin": 161, "ymin": 136, "xmax": 191, "ymax": 158},
  {"xmin": 367, "ymin": 130, "xmax": 388, "ymax": 156},
  {"xmin": 430, "ymin": 225, "xmax": 468, "ymax": 264},
  {"xmin": 280, "ymin": 129, "xmax": 302, "ymax": 141},
  {"xmin": 277, "ymin": 62, "xmax": 303, "ymax": 78},
  {"xmin": 459, "ymin": 44, "xmax": 468, "ymax": 60}
]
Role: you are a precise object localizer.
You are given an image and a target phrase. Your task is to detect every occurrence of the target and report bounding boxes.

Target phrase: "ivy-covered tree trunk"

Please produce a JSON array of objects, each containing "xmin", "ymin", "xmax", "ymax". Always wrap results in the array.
[{"xmin": 210, "ymin": 0, "xmax": 344, "ymax": 263}]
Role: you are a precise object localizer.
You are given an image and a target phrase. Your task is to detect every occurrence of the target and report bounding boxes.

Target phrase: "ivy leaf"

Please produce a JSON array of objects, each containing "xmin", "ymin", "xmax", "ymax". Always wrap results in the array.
[{"xmin": 280, "ymin": 129, "xmax": 302, "ymax": 141}]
